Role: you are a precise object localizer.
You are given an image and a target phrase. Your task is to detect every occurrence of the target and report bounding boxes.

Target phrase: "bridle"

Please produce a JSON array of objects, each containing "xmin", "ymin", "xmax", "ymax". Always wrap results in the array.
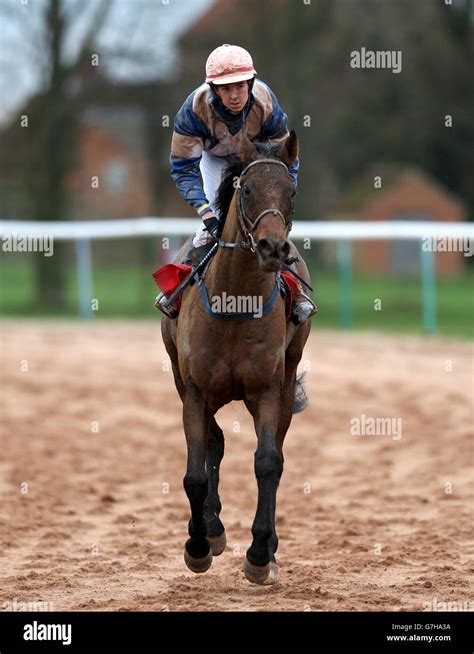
[{"xmin": 219, "ymin": 158, "xmax": 295, "ymax": 253}]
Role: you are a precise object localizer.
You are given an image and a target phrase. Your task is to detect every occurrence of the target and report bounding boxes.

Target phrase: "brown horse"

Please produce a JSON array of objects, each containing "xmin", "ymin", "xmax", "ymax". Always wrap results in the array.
[{"xmin": 161, "ymin": 131, "xmax": 313, "ymax": 584}]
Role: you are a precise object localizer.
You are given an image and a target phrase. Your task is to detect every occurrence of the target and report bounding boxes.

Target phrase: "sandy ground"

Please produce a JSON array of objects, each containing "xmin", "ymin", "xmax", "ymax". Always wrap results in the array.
[{"xmin": 0, "ymin": 321, "xmax": 472, "ymax": 612}]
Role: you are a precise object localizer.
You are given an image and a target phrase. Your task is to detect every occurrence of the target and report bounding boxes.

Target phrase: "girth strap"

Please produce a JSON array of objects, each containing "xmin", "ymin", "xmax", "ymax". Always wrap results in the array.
[{"xmin": 197, "ymin": 272, "xmax": 281, "ymax": 320}]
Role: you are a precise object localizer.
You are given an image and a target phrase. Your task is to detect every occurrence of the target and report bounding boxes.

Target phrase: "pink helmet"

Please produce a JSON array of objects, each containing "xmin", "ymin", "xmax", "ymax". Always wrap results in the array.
[{"xmin": 205, "ymin": 44, "xmax": 257, "ymax": 85}]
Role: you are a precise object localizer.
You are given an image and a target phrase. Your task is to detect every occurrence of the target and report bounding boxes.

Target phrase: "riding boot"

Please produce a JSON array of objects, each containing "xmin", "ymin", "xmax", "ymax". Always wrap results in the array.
[
  {"xmin": 178, "ymin": 238, "xmax": 196, "ymax": 265},
  {"xmin": 290, "ymin": 289, "xmax": 318, "ymax": 325},
  {"xmin": 155, "ymin": 291, "xmax": 179, "ymax": 319},
  {"xmin": 155, "ymin": 240, "xmax": 217, "ymax": 318},
  {"xmin": 182, "ymin": 241, "xmax": 216, "ymax": 267},
  {"xmin": 287, "ymin": 262, "xmax": 318, "ymax": 325}
]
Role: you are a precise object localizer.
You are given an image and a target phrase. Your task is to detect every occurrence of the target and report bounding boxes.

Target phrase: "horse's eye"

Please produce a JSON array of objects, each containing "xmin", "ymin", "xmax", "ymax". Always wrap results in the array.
[
  {"xmin": 244, "ymin": 186, "xmax": 251, "ymax": 196},
  {"xmin": 291, "ymin": 189, "xmax": 297, "ymax": 198}
]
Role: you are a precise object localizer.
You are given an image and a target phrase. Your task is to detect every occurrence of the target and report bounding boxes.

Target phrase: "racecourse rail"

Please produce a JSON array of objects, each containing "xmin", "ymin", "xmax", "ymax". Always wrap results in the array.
[{"xmin": 1, "ymin": 218, "xmax": 473, "ymax": 331}]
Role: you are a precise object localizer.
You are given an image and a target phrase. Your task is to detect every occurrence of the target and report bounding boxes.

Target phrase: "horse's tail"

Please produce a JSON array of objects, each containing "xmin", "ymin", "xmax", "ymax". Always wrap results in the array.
[{"xmin": 293, "ymin": 371, "xmax": 309, "ymax": 414}]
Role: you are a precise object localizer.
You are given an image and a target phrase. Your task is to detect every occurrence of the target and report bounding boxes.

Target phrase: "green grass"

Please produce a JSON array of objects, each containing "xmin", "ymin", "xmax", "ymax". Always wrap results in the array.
[
  {"xmin": 1, "ymin": 258, "xmax": 473, "ymax": 338},
  {"xmin": 311, "ymin": 270, "xmax": 474, "ymax": 338}
]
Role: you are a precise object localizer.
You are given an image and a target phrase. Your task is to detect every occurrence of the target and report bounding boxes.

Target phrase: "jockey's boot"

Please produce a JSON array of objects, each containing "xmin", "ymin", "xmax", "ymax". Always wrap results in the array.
[
  {"xmin": 155, "ymin": 291, "xmax": 179, "ymax": 319},
  {"xmin": 178, "ymin": 238, "xmax": 195, "ymax": 265},
  {"xmin": 285, "ymin": 258, "xmax": 318, "ymax": 325},
  {"xmin": 182, "ymin": 241, "xmax": 216, "ymax": 266},
  {"xmin": 290, "ymin": 289, "xmax": 318, "ymax": 324},
  {"xmin": 155, "ymin": 241, "xmax": 217, "ymax": 319}
]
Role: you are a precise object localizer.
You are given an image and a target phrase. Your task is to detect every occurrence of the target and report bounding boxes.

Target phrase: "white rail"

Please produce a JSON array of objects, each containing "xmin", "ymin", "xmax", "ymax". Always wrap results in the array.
[
  {"xmin": 1, "ymin": 218, "xmax": 473, "ymax": 240},
  {"xmin": 1, "ymin": 218, "xmax": 472, "ymax": 331}
]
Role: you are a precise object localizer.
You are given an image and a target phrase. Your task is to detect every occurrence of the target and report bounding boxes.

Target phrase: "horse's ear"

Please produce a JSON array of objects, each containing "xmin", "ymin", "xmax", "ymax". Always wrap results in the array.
[
  {"xmin": 238, "ymin": 132, "xmax": 258, "ymax": 165},
  {"xmin": 278, "ymin": 130, "xmax": 299, "ymax": 167}
]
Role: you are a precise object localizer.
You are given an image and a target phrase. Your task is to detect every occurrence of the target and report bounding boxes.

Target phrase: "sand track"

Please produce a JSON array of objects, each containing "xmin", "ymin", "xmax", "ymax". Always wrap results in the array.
[{"xmin": 0, "ymin": 323, "xmax": 472, "ymax": 611}]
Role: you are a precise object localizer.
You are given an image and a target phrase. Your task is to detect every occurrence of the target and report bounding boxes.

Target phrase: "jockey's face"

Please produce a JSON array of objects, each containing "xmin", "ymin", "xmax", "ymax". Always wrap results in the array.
[{"xmin": 214, "ymin": 81, "xmax": 250, "ymax": 113}]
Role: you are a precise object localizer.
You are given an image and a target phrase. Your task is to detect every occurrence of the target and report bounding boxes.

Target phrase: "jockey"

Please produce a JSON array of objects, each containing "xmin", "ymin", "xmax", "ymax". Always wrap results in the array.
[{"xmin": 158, "ymin": 44, "xmax": 316, "ymax": 323}]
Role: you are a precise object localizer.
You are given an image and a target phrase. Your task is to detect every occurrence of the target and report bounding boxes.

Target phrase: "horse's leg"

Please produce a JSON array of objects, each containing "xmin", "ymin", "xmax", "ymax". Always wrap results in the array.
[
  {"xmin": 173, "ymin": 360, "xmax": 225, "ymax": 556},
  {"xmin": 268, "ymin": 321, "xmax": 311, "ymax": 563},
  {"xmin": 163, "ymin": 318, "xmax": 225, "ymax": 562},
  {"xmin": 182, "ymin": 380, "xmax": 212, "ymax": 573},
  {"xmin": 268, "ymin": 321, "xmax": 311, "ymax": 562},
  {"xmin": 204, "ymin": 417, "xmax": 226, "ymax": 555},
  {"xmin": 267, "ymin": 374, "xmax": 293, "ymax": 564},
  {"xmin": 243, "ymin": 381, "xmax": 283, "ymax": 585}
]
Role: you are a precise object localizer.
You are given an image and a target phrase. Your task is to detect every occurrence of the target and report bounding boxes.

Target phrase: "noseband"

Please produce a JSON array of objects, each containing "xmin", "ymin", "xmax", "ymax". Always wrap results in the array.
[{"xmin": 220, "ymin": 158, "xmax": 294, "ymax": 252}]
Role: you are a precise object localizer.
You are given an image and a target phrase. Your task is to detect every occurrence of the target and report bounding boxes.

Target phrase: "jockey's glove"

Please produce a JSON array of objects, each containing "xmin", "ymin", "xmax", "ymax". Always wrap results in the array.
[{"xmin": 203, "ymin": 216, "xmax": 220, "ymax": 240}]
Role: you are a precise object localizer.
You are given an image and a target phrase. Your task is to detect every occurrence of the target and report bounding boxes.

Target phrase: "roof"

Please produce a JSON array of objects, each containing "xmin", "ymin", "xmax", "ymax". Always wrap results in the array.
[
  {"xmin": 334, "ymin": 164, "xmax": 465, "ymax": 215},
  {"xmin": 186, "ymin": 0, "xmax": 235, "ymax": 35}
]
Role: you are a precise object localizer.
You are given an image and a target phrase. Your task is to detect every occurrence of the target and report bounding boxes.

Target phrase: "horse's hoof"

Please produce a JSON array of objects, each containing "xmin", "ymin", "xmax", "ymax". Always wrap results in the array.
[
  {"xmin": 184, "ymin": 547, "xmax": 213, "ymax": 573},
  {"xmin": 207, "ymin": 531, "xmax": 227, "ymax": 556},
  {"xmin": 243, "ymin": 558, "xmax": 280, "ymax": 585}
]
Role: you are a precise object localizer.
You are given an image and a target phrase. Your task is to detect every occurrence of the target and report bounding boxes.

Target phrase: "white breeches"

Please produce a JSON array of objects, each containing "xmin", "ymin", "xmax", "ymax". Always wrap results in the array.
[{"xmin": 193, "ymin": 152, "xmax": 229, "ymax": 246}]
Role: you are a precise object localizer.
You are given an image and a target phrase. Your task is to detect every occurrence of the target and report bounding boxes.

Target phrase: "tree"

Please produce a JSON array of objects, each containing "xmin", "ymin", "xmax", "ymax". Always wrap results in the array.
[
  {"xmin": 176, "ymin": 0, "xmax": 473, "ymax": 221},
  {"xmin": 0, "ymin": 0, "xmax": 112, "ymax": 308}
]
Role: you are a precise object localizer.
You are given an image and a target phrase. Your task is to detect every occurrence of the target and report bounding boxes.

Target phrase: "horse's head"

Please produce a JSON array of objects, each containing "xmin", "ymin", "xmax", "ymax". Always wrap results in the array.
[{"xmin": 237, "ymin": 131, "xmax": 298, "ymax": 272}]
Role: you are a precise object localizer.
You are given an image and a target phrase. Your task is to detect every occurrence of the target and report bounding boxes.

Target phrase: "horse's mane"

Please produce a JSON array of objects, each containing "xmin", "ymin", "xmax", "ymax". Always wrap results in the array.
[
  {"xmin": 214, "ymin": 155, "xmax": 244, "ymax": 223},
  {"xmin": 214, "ymin": 142, "xmax": 282, "ymax": 224}
]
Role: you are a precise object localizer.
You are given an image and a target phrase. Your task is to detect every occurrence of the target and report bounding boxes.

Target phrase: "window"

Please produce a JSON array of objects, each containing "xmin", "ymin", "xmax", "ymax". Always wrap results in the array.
[{"xmin": 104, "ymin": 159, "xmax": 129, "ymax": 194}]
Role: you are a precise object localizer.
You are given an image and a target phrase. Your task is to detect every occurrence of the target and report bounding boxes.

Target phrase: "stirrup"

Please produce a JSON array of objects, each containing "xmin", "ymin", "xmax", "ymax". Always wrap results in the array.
[
  {"xmin": 155, "ymin": 292, "xmax": 179, "ymax": 319},
  {"xmin": 290, "ymin": 291, "xmax": 318, "ymax": 325}
]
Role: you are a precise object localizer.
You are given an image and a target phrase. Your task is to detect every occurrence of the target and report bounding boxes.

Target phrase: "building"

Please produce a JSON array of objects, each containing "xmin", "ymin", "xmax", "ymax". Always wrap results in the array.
[
  {"xmin": 66, "ymin": 107, "xmax": 154, "ymax": 220},
  {"xmin": 334, "ymin": 166, "xmax": 467, "ymax": 277}
]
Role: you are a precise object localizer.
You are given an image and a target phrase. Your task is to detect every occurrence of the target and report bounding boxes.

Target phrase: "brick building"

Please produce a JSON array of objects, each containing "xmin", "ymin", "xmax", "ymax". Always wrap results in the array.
[
  {"xmin": 65, "ymin": 107, "xmax": 154, "ymax": 220},
  {"xmin": 335, "ymin": 167, "xmax": 467, "ymax": 277}
]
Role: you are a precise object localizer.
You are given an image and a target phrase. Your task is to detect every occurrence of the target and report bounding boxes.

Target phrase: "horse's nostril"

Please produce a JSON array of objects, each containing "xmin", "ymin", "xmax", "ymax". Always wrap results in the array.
[
  {"xmin": 257, "ymin": 238, "xmax": 291, "ymax": 266},
  {"xmin": 257, "ymin": 238, "xmax": 273, "ymax": 257},
  {"xmin": 273, "ymin": 240, "xmax": 290, "ymax": 260}
]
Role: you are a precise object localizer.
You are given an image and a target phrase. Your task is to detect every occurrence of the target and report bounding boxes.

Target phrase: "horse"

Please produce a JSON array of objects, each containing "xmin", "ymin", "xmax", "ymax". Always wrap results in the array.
[{"xmin": 161, "ymin": 130, "xmax": 313, "ymax": 584}]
